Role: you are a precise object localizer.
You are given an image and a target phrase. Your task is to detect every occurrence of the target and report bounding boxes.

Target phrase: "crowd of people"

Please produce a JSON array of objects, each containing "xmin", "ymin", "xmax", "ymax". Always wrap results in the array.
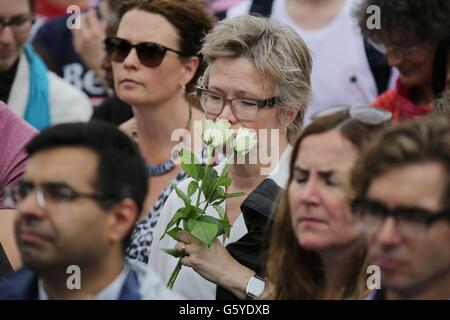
[{"xmin": 0, "ymin": 0, "xmax": 449, "ymax": 300}]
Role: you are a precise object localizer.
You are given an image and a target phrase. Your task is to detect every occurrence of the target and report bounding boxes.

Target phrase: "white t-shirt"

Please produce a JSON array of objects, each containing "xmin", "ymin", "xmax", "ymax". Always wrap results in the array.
[{"xmin": 227, "ymin": 0, "xmax": 388, "ymax": 123}]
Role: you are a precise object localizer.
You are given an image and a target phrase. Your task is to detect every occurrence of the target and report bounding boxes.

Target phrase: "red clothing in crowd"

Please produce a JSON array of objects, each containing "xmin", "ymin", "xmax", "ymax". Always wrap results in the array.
[
  {"xmin": 372, "ymin": 79, "xmax": 432, "ymax": 122},
  {"xmin": 35, "ymin": 0, "xmax": 94, "ymax": 19}
]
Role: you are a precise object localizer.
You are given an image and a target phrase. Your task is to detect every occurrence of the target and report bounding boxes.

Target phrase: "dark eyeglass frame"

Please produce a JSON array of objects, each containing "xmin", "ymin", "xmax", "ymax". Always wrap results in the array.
[
  {"xmin": 0, "ymin": 15, "xmax": 34, "ymax": 32},
  {"xmin": 350, "ymin": 197, "xmax": 450, "ymax": 235},
  {"xmin": 4, "ymin": 180, "xmax": 114, "ymax": 208},
  {"xmin": 367, "ymin": 38, "xmax": 424, "ymax": 60},
  {"xmin": 195, "ymin": 86, "xmax": 278, "ymax": 122},
  {"xmin": 104, "ymin": 36, "xmax": 186, "ymax": 68}
]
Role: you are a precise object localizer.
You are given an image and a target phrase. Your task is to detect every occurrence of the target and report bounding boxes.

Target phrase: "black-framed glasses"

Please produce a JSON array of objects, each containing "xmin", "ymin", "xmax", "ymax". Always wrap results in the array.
[
  {"xmin": 0, "ymin": 15, "xmax": 34, "ymax": 33},
  {"xmin": 104, "ymin": 36, "xmax": 185, "ymax": 68},
  {"xmin": 310, "ymin": 105, "xmax": 392, "ymax": 126},
  {"xmin": 367, "ymin": 39, "xmax": 424, "ymax": 60},
  {"xmin": 196, "ymin": 86, "xmax": 278, "ymax": 122},
  {"xmin": 3, "ymin": 180, "xmax": 112, "ymax": 209},
  {"xmin": 350, "ymin": 197, "xmax": 450, "ymax": 240}
]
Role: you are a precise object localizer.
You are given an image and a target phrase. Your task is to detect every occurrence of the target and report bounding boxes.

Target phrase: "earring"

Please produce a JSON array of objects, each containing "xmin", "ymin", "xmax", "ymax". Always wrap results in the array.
[
  {"xmin": 180, "ymin": 84, "xmax": 186, "ymax": 94},
  {"xmin": 281, "ymin": 127, "xmax": 287, "ymax": 134}
]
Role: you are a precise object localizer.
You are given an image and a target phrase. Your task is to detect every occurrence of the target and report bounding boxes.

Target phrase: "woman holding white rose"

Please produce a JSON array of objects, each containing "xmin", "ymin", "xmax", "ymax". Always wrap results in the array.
[{"xmin": 148, "ymin": 15, "xmax": 313, "ymax": 300}]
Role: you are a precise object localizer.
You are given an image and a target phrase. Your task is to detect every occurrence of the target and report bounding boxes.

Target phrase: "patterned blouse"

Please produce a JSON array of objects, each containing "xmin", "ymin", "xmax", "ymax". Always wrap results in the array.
[{"xmin": 126, "ymin": 148, "xmax": 209, "ymax": 264}]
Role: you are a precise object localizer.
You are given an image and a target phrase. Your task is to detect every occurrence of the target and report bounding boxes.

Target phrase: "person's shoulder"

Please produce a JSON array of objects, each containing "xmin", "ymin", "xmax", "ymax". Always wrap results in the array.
[
  {"xmin": 128, "ymin": 260, "xmax": 185, "ymax": 300},
  {"xmin": 47, "ymin": 72, "xmax": 92, "ymax": 122},
  {"xmin": 0, "ymin": 102, "xmax": 37, "ymax": 135},
  {"xmin": 372, "ymin": 88, "xmax": 398, "ymax": 112},
  {"xmin": 33, "ymin": 15, "xmax": 71, "ymax": 43}
]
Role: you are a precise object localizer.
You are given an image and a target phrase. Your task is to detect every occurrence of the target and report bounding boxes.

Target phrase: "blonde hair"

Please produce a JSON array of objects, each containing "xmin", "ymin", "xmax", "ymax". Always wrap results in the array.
[{"xmin": 199, "ymin": 15, "xmax": 313, "ymax": 143}]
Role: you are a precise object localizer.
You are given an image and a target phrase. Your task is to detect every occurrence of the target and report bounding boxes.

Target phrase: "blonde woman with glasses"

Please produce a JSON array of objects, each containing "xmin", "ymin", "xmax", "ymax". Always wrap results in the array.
[{"xmin": 149, "ymin": 15, "xmax": 313, "ymax": 300}]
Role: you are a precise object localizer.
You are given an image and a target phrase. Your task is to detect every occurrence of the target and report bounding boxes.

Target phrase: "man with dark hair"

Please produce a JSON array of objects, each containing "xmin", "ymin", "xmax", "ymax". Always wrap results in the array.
[
  {"xmin": 351, "ymin": 117, "xmax": 450, "ymax": 300},
  {"xmin": 0, "ymin": 122, "xmax": 178, "ymax": 299}
]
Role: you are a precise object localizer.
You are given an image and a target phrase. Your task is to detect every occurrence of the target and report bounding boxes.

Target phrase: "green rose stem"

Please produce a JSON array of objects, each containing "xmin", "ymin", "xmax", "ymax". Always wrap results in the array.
[
  {"xmin": 166, "ymin": 148, "xmax": 232, "ymax": 289},
  {"xmin": 166, "ymin": 146, "xmax": 215, "ymax": 289},
  {"xmin": 167, "ymin": 258, "xmax": 182, "ymax": 289}
]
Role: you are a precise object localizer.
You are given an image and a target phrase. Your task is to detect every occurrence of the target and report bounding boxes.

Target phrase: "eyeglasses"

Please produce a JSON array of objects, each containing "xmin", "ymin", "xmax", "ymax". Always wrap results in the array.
[
  {"xmin": 351, "ymin": 197, "xmax": 450, "ymax": 240},
  {"xmin": 104, "ymin": 36, "xmax": 185, "ymax": 68},
  {"xmin": 3, "ymin": 180, "xmax": 111, "ymax": 209},
  {"xmin": 0, "ymin": 15, "xmax": 34, "ymax": 33},
  {"xmin": 367, "ymin": 39, "xmax": 424, "ymax": 60},
  {"xmin": 196, "ymin": 86, "xmax": 278, "ymax": 122},
  {"xmin": 310, "ymin": 105, "xmax": 392, "ymax": 126}
]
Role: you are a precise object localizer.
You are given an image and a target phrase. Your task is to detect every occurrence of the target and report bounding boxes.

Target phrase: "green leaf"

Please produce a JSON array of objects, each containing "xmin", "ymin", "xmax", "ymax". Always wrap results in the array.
[
  {"xmin": 174, "ymin": 185, "xmax": 191, "ymax": 207},
  {"xmin": 216, "ymin": 176, "xmax": 231, "ymax": 187},
  {"xmin": 187, "ymin": 219, "xmax": 219, "ymax": 246},
  {"xmin": 167, "ymin": 227, "xmax": 183, "ymax": 241},
  {"xmin": 213, "ymin": 205, "xmax": 225, "ymax": 219},
  {"xmin": 180, "ymin": 149, "xmax": 203, "ymax": 180},
  {"xmin": 180, "ymin": 148, "xmax": 199, "ymax": 165},
  {"xmin": 224, "ymin": 191, "xmax": 246, "ymax": 199},
  {"xmin": 187, "ymin": 205, "xmax": 202, "ymax": 220},
  {"xmin": 211, "ymin": 199, "xmax": 226, "ymax": 206},
  {"xmin": 161, "ymin": 207, "xmax": 191, "ymax": 239},
  {"xmin": 191, "ymin": 205, "xmax": 204, "ymax": 216},
  {"xmin": 222, "ymin": 213, "xmax": 232, "ymax": 238},
  {"xmin": 187, "ymin": 181, "xmax": 198, "ymax": 197},
  {"xmin": 198, "ymin": 215, "xmax": 224, "ymax": 237},
  {"xmin": 161, "ymin": 248, "xmax": 183, "ymax": 258},
  {"xmin": 210, "ymin": 188, "xmax": 225, "ymax": 203},
  {"xmin": 201, "ymin": 168, "xmax": 219, "ymax": 200}
]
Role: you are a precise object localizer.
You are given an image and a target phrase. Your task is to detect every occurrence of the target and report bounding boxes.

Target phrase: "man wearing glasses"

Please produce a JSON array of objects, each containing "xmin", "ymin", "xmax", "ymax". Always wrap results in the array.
[
  {"xmin": 0, "ymin": 122, "xmax": 178, "ymax": 300},
  {"xmin": 0, "ymin": 0, "xmax": 91, "ymax": 130},
  {"xmin": 351, "ymin": 116, "xmax": 450, "ymax": 300}
]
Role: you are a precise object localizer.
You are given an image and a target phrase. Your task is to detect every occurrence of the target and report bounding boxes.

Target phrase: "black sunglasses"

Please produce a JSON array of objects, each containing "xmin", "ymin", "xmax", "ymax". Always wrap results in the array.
[{"xmin": 104, "ymin": 36, "xmax": 186, "ymax": 68}]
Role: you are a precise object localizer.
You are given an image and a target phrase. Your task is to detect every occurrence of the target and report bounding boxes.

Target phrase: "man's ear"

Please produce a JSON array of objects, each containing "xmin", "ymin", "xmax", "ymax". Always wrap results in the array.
[
  {"xmin": 106, "ymin": 198, "xmax": 138, "ymax": 245},
  {"xmin": 180, "ymin": 56, "xmax": 200, "ymax": 88}
]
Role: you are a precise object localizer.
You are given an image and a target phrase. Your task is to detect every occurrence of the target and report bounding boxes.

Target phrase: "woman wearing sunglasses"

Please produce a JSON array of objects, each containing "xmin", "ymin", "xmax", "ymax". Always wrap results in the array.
[
  {"xmin": 148, "ymin": 15, "xmax": 312, "ymax": 299},
  {"xmin": 105, "ymin": 0, "xmax": 215, "ymax": 265},
  {"xmin": 262, "ymin": 106, "xmax": 390, "ymax": 299},
  {"xmin": 355, "ymin": 0, "xmax": 450, "ymax": 122}
]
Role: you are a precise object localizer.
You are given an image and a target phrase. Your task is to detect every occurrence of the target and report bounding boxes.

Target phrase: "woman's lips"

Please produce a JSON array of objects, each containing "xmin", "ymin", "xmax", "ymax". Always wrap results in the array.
[
  {"xmin": 299, "ymin": 217, "xmax": 327, "ymax": 225},
  {"xmin": 120, "ymin": 79, "xmax": 141, "ymax": 86}
]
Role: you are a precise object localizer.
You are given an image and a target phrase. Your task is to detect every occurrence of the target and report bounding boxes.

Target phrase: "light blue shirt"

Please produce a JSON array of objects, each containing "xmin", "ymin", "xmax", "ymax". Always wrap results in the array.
[{"xmin": 38, "ymin": 265, "xmax": 129, "ymax": 300}]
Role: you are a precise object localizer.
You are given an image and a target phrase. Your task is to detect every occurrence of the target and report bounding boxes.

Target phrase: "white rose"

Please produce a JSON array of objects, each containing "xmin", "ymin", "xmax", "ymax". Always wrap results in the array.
[
  {"xmin": 203, "ymin": 119, "xmax": 216, "ymax": 145},
  {"xmin": 203, "ymin": 118, "xmax": 233, "ymax": 149},
  {"xmin": 233, "ymin": 128, "xmax": 257, "ymax": 156}
]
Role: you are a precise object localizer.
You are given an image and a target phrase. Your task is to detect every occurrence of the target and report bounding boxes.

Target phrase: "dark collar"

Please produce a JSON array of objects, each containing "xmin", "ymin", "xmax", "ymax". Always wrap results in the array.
[
  {"xmin": 0, "ymin": 57, "xmax": 20, "ymax": 103},
  {"xmin": 239, "ymin": 178, "xmax": 282, "ymax": 232}
]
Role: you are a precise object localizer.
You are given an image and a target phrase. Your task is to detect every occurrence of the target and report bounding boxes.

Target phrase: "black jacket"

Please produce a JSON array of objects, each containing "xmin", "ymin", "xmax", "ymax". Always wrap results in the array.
[
  {"xmin": 216, "ymin": 178, "xmax": 281, "ymax": 300},
  {"xmin": 0, "ymin": 243, "xmax": 13, "ymax": 277}
]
